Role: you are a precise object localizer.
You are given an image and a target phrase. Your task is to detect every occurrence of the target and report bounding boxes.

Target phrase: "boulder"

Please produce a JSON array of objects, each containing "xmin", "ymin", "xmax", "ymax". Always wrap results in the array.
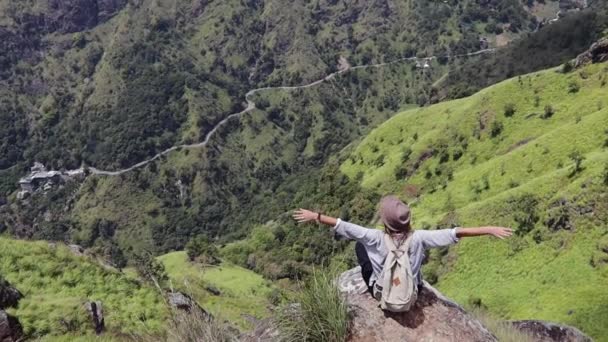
[
  {"xmin": 85, "ymin": 301, "xmax": 104, "ymax": 335},
  {"xmin": 575, "ymin": 38, "xmax": 608, "ymax": 68},
  {"xmin": 0, "ymin": 310, "xmax": 23, "ymax": 342},
  {"xmin": 0, "ymin": 280, "xmax": 22, "ymax": 310},
  {"xmin": 510, "ymin": 320, "xmax": 592, "ymax": 342},
  {"xmin": 167, "ymin": 291, "xmax": 210, "ymax": 317},
  {"xmin": 338, "ymin": 266, "xmax": 497, "ymax": 342}
]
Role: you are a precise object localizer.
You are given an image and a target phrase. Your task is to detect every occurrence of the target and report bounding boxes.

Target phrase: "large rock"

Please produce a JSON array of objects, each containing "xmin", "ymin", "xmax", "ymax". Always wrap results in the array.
[
  {"xmin": 167, "ymin": 291, "xmax": 210, "ymax": 317},
  {"xmin": 575, "ymin": 38, "xmax": 608, "ymax": 68},
  {"xmin": 338, "ymin": 266, "xmax": 497, "ymax": 342},
  {"xmin": 0, "ymin": 310, "xmax": 23, "ymax": 342},
  {"xmin": 510, "ymin": 320, "xmax": 592, "ymax": 342},
  {"xmin": 85, "ymin": 301, "xmax": 104, "ymax": 335},
  {"xmin": 0, "ymin": 280, "xmax": 22, "ymax": 310}
]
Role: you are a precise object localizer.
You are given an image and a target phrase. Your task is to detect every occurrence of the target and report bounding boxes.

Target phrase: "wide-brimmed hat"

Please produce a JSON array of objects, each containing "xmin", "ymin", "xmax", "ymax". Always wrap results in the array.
[{"xmin": 379, "ymin": 195, "xmax": 411, "ymax": 233}]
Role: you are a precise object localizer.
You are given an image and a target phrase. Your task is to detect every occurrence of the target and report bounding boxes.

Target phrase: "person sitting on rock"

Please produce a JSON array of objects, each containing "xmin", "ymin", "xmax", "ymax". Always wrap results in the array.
[{"xmin": 293, "ymin": 195, "xmax": 512, "ymax": 304}]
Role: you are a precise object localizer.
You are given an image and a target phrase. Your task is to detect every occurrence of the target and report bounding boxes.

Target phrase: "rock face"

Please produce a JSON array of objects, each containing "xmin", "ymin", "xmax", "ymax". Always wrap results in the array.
[
  {"xmin": 167, "ymin": 291, "xmax": 210, "ymax": 316},
  {"xmin": 0, "ymin": 311, "xmax": 23, "ymax": 342},
  {"xmin": 511, "ymin": 320, "xmax": 593, "ymax": 342},
  {"xmin": 338, "ymin": 266, "xmax": 497, "ymax": 342},
  {"xmin": 575, "ymin": 38, "xmax": 608, "ymax": 67},
  {"xmin": 85, "ymin": 301, "xmax": 104, "ymax": 335},
  {"xmin": 0, "ymin": 281, "xmax": 22, "ymax": 310},
  {"xmin": 0, "ymin": 279, "xmax": 23, "ymax": 342}
]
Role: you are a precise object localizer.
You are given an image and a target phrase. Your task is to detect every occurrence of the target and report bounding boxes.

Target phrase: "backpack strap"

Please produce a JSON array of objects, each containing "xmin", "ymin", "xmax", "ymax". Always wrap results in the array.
[{"xmin": 384, "ymin": 232, "xmax": 413, "ymax": 252}]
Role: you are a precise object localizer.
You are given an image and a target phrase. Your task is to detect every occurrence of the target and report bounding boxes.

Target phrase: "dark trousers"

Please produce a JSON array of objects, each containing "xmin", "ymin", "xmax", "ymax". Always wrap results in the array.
[{"xmin": 355, "ymin": 242, "xmax": 374, "ymax": 294}]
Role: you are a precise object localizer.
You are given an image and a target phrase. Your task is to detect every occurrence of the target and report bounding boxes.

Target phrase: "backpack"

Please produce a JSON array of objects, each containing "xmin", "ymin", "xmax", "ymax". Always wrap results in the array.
[{"xmin": 374, "ymin": 233, "xmax": 418, "ymax": 312}]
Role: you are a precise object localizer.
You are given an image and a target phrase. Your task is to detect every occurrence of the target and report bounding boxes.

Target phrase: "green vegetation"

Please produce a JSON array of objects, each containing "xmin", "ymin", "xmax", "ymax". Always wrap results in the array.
[
  {"xmin": 1, "ymin": 0, "xmax": 561, "ymax": 260},
  {"xmin": 186, "ymin": 235, "xmax": 221, "ymax": 265},
  {"xmin": 470, "ymin": 309, "xmax": 534, "ymax": 342},
  {"xmin": 0, "ymin": 237, "xmax": 168, "ymax": 339},
  {"xmin": 277, "ymin": 268, "xmax": 349, "ymax": 342},
  {"xmin": 158, "ymin": 251, "xmax": 275, "ymax": 329},
  {"xmin": 340, "ymin": 61, "xmax": 608, "ymax": 340},
  {"xmin": 437, "ymin": 2, "xmax": 608, "ymax": 100}
]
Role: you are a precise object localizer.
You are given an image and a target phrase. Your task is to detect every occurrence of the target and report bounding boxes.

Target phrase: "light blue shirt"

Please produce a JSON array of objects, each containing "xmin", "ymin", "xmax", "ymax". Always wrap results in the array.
[{"xmin": 334, "ymin": 219, "xmax": 459, "ymax": 286}]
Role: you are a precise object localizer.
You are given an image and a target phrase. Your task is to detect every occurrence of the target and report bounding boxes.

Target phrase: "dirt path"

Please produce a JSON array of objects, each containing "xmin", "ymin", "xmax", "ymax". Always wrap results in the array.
[{"xmin": 88, "ymin": 48, "xmax": 495, "ymax": 176}]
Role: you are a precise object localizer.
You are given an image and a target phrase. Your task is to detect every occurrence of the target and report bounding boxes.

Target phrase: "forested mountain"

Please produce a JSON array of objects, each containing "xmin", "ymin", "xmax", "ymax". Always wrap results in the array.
[
  {"xmin": 1, "ymin": 0, "xmax": 603, "ymax": 261},
  {"xmin": 0, "ymin": 0, "xmax": 562, "ymax": 253}
]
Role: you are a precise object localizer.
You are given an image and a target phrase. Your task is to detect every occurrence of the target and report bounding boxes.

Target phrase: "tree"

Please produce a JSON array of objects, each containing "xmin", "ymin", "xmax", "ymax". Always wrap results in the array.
[
  {"xmin": 569, "ymin": 150, "xmax": 585, "ymax": 175},
  {"xmin": 491, "ymin": 120, "xmax": 504, "ymax": 137},
  {"xmin": 542, "ymin": 104, "xmax": 555, "ymax": 119},
  {"xmin": 504, "ymin": 103, "xmax": 516, "ymax": 117},
  {"xmin": 133, "ymin": 252, "xmax": 168, "ymax": 288},
  {"xmin": 186, "ymin": 235, "xmax": 221, "ymax": 265}
]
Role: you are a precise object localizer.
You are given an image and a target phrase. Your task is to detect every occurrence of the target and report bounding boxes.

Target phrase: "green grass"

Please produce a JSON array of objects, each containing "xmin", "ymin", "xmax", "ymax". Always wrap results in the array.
[
  {"xmin": 158, "ymin": 251, "xmax": 275, "ymax": 329},
  {"xmin": 0, "ymin": 238, "xmax": 168, "ymax": 339},
  {"xmin": 340, "ymin": 61, "xmax": 608, "ymax": 340},
  {"xmin": 277, "ymin": 268, "xmax": 349, "ymax": 342}
]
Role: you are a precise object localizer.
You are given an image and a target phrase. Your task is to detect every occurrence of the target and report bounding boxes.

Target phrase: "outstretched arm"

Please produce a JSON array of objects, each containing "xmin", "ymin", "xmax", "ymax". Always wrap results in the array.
[
  {"xmin": 292, "ymin": 209, "xmax": 383, "ymax": 246},
  {"xmin": 292, "ymin": 209, "xmax": 337, "ymax": 227},
  {"xmin": 456, "ymin": 226, "xmax": 513, "ymax": 239}
]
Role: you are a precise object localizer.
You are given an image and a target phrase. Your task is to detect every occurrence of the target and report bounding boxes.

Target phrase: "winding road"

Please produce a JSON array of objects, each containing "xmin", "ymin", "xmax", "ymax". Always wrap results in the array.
[{"xmin": 87, "ymin": 48, "xmax": 496, "ymax": 176}]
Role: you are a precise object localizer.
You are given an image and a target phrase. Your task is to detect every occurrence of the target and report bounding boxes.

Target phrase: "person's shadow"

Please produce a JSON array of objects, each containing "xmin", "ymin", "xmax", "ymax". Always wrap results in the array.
[{"xmin": 381, "ymin": 285, "xmax": 438, "ymax": 329}]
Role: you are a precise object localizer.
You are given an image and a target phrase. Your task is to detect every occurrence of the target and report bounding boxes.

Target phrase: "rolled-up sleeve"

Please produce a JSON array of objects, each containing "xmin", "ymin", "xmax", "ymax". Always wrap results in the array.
[
  {"xmin": 417, "ymin": 228, "xmax": 459, "ymax": 248},
  {"xmin": 333, "ymin": 219, "xmax": 383, "ymax": 246}
]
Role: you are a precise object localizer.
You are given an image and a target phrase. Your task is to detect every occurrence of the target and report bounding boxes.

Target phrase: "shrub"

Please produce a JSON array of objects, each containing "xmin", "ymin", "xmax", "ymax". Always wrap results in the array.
[
  {"xmin": 507, "ymin": 194, "xmax": 539, "ymax": 236},
  {"xmin": 186, "ymin": 235, "xmax": 221, "ymax": 265},
  {"xmin": 164, "ymin": 307, "xmax": 236, "ymax": 342},
  {"xmin": 568, "ymin": 150, "xmax": 585, "ymax": 175},
  {"xmin": 504, "ymin": 103, "xmax": 516, "ymax": 117},
  {"xmin": 568, "ymin": 80, "xmax": 580, "ymax": 93},
  {"xmin": 603, "ymin": 163, "xmax": 608, "ymax": 186},
  {"xmin": 471, "ymin": 309, "xmax": 535, "ymax": 342},
  {"xmin": 277, "ymin": 268, "xmax": 349, "ymax": 342},
  {"xmin": 561, "ymin": 61, "xmax": 574, "ymax": 73},
  {"xmin": 541, "ymin": 104, "xmax": 555, "ymax": 119},
  {"xmin": 490, "ymin": 120, "xmax": 504, "ymax": 137},
  {"xmin": 134, "ymin": 252, "xmax": 169, "ymax": 288}
]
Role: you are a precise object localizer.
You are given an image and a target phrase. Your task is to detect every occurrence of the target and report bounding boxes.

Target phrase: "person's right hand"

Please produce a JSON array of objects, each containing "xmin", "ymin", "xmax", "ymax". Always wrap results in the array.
[{"xmin": 292, "ymin": 209, "xmax": 318, "ymax": 223}]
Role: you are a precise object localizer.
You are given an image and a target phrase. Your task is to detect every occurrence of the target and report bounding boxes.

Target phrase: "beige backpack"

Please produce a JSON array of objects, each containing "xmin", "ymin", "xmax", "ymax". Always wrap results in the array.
[{"xmin": 375, "ymin": 233, "xmax": 418, "ymax": 312}]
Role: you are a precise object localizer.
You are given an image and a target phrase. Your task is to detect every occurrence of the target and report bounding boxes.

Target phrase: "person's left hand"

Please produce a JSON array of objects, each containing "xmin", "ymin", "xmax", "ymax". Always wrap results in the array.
[{"xmin": 292, "ymin": 209, "xmax": 318, "ymax": 223}]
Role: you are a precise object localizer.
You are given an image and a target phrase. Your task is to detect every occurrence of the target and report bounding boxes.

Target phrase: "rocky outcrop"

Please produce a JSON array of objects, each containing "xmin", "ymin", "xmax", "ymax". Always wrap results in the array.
[
  {"xmin": 338, "ymin": 266, "xmax": 497, "ymax": 342},
  {"xmin": 575, "ymin": 38, "xmax": 608, "ymax": 68},
  {"xmin": 167, "ymin": 291, "xmax": 210, "ymax": 317},
  {"xmin": 0, "ymin": 280, "xmax": 22, "ymax": 310},
  {"xmin": 511, "ymin": 320, "xmax": 592, "ymax": 342},
  {"xmin": 0, "ymin": 311, "xmax": 23, "ymax": 342},
  {"xmin": 85, "ymin": 301, "xmax": 105, "ymax": 335},
  {"xmin": 0, "ymin": 279, "xmax": 23, "ymax": 342}
]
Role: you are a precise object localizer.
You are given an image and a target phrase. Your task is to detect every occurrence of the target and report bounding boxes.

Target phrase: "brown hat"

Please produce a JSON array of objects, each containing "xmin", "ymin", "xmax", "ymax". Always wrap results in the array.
[{"xmin": 379, "ymin": 195, "xmax": 411, "ymax": 233}]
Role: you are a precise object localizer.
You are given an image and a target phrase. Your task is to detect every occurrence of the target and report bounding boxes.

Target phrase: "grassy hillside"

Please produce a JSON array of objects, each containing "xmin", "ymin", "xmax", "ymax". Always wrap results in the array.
[
  {"xmin": 158, "ymin": 251, "xmax": 276, "ymax": 329},
  {"xmin": 0, "ymin": 237, "xmax": 168, "ymax": 340},
  {"xmin": 340, "ymin": 60, "xmax": 608, "ymax": 340}
]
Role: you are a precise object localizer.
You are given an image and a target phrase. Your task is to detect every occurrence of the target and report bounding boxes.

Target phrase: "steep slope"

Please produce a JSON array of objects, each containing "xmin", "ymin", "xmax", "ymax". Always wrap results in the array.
[
  {"xmin": 340, "ymin": 59, "xmax": 608, "ymax": 339},
  {"xmin": 0, "ymin": 238, "xmax": 168, "ymax": 339},
  {"xmin": 158, "ymin": 251, "xmax": 276, "ymax": 330}
]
